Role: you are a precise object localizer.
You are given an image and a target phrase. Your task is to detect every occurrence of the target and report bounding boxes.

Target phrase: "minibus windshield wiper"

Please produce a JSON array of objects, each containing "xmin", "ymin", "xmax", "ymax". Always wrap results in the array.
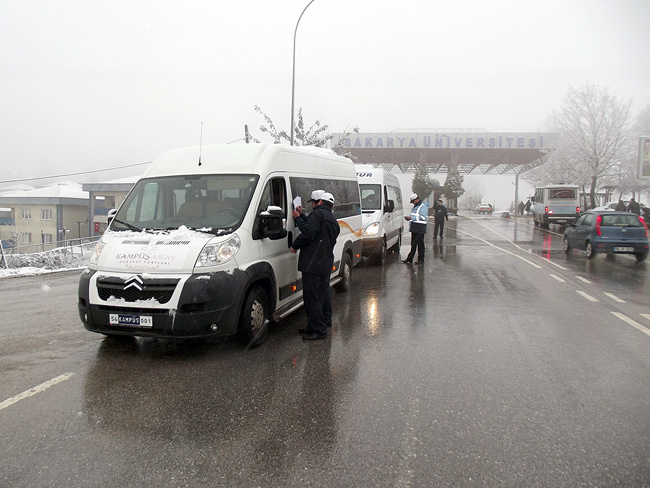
[
  {"xmin": 186, "ymin": 226, "xmax": 234, "ymax": 236},
  {"xmin": 112, "ymin": 218, "xmax": 142, "ymax": 232}
]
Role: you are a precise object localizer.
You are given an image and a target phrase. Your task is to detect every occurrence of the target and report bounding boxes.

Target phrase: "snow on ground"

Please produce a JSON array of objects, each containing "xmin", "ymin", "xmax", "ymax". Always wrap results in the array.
[{"xmin": 0, "ymin": 245, "xmax": 91, "ymax": 279}]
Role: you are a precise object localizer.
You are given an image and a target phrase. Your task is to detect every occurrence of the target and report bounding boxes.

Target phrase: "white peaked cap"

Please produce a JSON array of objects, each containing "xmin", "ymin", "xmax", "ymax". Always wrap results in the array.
[{"xmin": 309, "ymin": 190, "xmax": 325, "ymax": 202}]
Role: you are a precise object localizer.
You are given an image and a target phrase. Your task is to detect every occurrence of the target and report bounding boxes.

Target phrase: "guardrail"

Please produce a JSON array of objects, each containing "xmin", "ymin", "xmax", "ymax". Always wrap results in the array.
[{"xmin": 0, "ymin": 236, "xmax": 101, "ymax": 270}]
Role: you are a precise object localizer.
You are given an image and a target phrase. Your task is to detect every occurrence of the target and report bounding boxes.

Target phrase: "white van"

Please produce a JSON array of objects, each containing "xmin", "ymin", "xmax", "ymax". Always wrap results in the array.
[
  {"xmin": 78, "ymin": 144, "xmax": 362, "ymax": 347},
  {"xmin": 355, "ymin": 164, "xmax": 404, "ymax": 265},
  {"xmin": 532, "ymin": 184, "xmax": 581, "ymax": 228}
]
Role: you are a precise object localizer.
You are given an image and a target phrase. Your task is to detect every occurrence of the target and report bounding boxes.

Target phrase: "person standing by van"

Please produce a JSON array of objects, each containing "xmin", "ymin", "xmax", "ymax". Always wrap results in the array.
[
  {"xmin": 291, "ymin": 190, "xmax": 340, "ymax": 341},
  {"xmin": 433, "ymin": 199, "xmax": 448, "ymax": 239},
  {"xmin": 402, "ymin": 193, "xmax": 429, "ymax": 264}
]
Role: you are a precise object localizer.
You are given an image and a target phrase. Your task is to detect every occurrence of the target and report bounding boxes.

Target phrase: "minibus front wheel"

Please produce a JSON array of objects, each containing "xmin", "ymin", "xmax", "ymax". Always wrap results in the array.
[{"xmin": 239, "ymin": 286, "xmax": 269, "ymax": 348}]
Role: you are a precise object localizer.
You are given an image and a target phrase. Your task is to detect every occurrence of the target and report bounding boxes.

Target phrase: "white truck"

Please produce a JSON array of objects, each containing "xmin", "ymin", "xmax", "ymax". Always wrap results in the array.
[{"xmin": 532, "ymin": 184, "xmax": 581, "ymax": 228}]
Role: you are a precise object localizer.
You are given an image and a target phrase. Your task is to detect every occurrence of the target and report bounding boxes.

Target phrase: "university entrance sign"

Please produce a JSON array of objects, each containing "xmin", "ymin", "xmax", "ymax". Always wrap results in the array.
[{"xmin": 331, "ymin": 131, "xmax": 558, "ymax": 175}]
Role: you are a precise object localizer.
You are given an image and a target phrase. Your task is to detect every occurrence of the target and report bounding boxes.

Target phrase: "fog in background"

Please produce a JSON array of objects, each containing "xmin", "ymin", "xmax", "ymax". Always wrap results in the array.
[{"xmin": 2, "ymin": 0, "xmax": 648, "ymax": 208}]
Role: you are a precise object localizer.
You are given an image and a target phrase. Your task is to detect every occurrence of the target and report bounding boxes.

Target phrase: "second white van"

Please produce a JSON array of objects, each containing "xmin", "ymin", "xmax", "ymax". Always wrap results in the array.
[
  {"xmin": 355, "ymin": 164, "xmax": 404, "ymax": 265},
  {"xmin": 78, "ymin": 144, "xmax": 363, "ymax": 347}
]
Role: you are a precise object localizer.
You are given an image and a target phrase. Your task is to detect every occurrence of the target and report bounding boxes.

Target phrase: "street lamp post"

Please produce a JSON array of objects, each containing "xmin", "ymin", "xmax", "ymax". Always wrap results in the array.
[{"xmin": 290, "ymin": 0, "xmax": 318, "ymax": 146}]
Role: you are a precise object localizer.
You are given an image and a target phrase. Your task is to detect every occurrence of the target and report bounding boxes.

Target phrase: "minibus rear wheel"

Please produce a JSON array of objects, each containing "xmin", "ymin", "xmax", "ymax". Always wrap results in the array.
[{"xmin": 239, "ymin": 286, "xmax": 269, "ymax": 348}]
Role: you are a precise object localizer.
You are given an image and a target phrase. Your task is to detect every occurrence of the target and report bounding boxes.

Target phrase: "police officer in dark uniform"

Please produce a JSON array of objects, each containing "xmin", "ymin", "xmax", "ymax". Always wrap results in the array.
[
  {"xmin": 291, "ymin": 190, "xmax": 340, "ymax": 341},
  {"xmin": 433, "ymin": 199, "xmax": 448, "ymax": 239}
]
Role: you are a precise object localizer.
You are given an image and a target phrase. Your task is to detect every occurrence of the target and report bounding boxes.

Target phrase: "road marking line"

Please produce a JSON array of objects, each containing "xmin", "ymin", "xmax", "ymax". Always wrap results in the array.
[
  {"xmin": 641, "ymin": 313, "xmax": 650, "ymax": 323},
  {"xmin": 611, "ymin": 312, "xmax": 650, "ymax": 338},
  {"xmin": 468, "ymin": 219, "xmax": 567, "ymax": 269},
  {"xmin": 550, "ymin": 274, "xmax": 566, "ymax": 282},
  {"xmin": 576, "ymin": 290, "xmax": 599, "ymax": 302},
  {"xmin": 576, "ymin": 276, "xmax": 591, "ymax": 284},
  {"xmin": 603, "ymin": 292, "xmax": 625, "ymax": 303},
  {"xmin": 455, "ymin": 228, "xmax": 543, "ymax": 268},
  {"xmin": 0, "ymin": 373, "xmax": 75, "ymax": 411}
]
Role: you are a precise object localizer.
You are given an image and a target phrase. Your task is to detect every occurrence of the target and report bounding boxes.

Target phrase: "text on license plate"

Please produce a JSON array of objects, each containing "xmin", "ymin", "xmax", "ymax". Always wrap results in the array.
[
  {"xmin": 109, "ymin": 314, "xmax": 153, "ymax": 327},
  {"xmin": 614, "ymin": 247, "xmax": 634, "ymax": 252}
]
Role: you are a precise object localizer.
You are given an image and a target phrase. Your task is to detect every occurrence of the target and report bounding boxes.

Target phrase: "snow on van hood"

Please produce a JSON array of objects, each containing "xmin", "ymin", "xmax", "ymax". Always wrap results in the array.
[{"xmin": 95, "ymin": 226, "xmax": 222, "ymax": 273}]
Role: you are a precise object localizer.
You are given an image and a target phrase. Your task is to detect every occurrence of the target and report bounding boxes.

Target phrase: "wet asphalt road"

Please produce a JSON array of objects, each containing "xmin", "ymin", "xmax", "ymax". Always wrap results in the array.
[{"xmin": 1, "ymin": 214, "xmax": 649, "ymax": 487}]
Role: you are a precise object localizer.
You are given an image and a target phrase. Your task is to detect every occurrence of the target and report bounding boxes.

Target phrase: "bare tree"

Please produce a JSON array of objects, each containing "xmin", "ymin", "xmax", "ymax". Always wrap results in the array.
[
  {"xmin": 458, "ymin": 179, "xmax": 485, "ymax": 211},
  {"xmin": 546, "ymin": 84, "xmax": 635, "ymax": 208},
  {"xmin": 253, "ymin": 106, "xmax": 359, "ymax": 153},
  {"xmin": 637, "ymin": 104, "xmax": 650, "ymax": 135}
]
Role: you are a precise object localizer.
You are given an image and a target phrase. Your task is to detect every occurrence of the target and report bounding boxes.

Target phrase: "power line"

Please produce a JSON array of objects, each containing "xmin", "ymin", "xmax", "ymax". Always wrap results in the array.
[{"xmin": 0, "ymin": 161, "xmax": 153, "ymax": 184}]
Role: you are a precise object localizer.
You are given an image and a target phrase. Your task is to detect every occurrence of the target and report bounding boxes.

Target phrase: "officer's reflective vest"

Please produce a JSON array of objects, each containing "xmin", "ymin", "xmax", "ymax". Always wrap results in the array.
[{"xmin": 410, "ymin": 201, "xmax": 428, "ymax": 233}]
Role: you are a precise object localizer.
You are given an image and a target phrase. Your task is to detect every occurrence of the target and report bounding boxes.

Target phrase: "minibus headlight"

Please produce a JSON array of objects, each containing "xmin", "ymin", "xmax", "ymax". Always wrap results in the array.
[
  {"xmin": 89, "ymin": 241, "xmax": 105, "ymax": 265},
  {"xmin": 363, "ymin": 222, "xmax": 380, "ymax": 236},
  {"xmin": 196, "ymin": 234, "xmax": 241, "ymax": 267}
]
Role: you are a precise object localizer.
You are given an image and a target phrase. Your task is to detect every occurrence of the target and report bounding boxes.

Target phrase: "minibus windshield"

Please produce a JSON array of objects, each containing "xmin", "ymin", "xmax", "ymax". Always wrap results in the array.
[
  {"xmin": 360, "ymin": 184, "xmax": 381, "ymax": 211},
  {"xmin": 111, "ymin": 174, "xmax": 259, "ymax": 233}
]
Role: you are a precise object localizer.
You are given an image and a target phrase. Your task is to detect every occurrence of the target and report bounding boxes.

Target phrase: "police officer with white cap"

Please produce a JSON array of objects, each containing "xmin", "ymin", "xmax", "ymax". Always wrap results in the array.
[
  {"xmin": 291, "ymin": 190, "xmax": 340, "ymax": 340},
  {"xmin": 402, "ymin": 193, "xmax": 429, "ymax": 264}
]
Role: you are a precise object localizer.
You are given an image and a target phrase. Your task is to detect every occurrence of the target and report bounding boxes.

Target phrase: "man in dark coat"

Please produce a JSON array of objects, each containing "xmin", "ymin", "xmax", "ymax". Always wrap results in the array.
[
  {"xmin": 433, "ymin": 199, "xmax": 449, "ymax": 239},
  {"xmin": 627, "ymin": 197, "xmax": 641, "ymax": 215},
  {"xmin": 291, "ymin": 190, "xmax": 340, "ymax": 341}
]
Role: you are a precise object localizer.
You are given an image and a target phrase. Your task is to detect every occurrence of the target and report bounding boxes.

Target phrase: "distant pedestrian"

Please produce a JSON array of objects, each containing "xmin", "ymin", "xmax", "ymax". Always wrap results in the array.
[
  {"xmin": 524, "ymin": 200, "xmax": 531, "ymax": 214},
  {"xmin": 615, "ymin": 199, "xmax": 626, "ymax": 211},
  {"xmin": 291, "ymin": 190, "xmax": 340, "ymax": 341},
  {"xmin": 402, "ymin": 193, "xmax": 429, "ymax": 264},
  {"xmin": 433, "ymin": 199, "xmax": 448, "ymax": 239},
  {"xmin": 518, "ymin": 201, "xmax": 525, "ymax": 215},
  {"xmin": 627, "ymin": 197, "xmax": 641, "ymax": 215}
]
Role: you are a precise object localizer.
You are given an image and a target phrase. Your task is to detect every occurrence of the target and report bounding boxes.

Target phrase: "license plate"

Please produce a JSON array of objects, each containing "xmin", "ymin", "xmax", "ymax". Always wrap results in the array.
[
  {"xmin": 109, "ymin": 314, "xmax": 153, "ymax": 327},
  {"xmin": 614, "ymin": 246, "xmax": 634, "ymax": 252}
]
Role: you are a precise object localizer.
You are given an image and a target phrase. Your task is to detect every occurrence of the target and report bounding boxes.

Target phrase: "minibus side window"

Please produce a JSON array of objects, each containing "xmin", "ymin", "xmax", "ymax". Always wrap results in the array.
[{"xmin": 290, "ymin": 177, "xmax": 361, "ymax": 219}]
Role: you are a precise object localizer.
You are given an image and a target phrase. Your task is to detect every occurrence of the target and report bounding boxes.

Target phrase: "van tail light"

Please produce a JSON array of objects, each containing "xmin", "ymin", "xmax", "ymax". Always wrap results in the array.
[
  {"xmin": 640, "ymin": 216, "xmax": 648, "ymax": 237},
  {"xmin": 576, "ymin": 206, "xmax": 580, "ymax": 213},
  {"xmin": 595, "ymin": 214, "xmax": 602, "ymax": 236},
  {"xmin": 545, "ymin": 206, "xmax": 549, "ymax": 214}
]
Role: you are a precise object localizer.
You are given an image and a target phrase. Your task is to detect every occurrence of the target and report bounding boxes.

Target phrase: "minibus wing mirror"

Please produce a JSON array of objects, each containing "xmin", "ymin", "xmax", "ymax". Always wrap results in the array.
[
  {"xmin": 107, "ymin": 208, "xmax": 117, "ymax": 225},
  {"xmin": 258, "ymin": 206, "xmax": 287, "ymax": 240}
]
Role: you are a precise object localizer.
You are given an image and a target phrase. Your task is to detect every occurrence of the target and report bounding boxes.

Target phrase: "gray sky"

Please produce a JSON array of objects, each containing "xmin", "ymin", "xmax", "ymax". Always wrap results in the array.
[{"xmin": 2, "ymin": 0, "xmax": 650, "ymax": 195}]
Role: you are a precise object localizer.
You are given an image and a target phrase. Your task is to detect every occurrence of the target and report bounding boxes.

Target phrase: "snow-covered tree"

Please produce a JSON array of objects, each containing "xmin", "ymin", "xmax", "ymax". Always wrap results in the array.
[
  {"xmin": 411, "ymin": 165, "xmax": 437, "ymax": 202},
  {"xmin": 443, "ymin": 169, "xmax": 464, "ymax": 208},
  {"xmin": 544, "ymin": 84, "xmax": 636, "ymax": 208},
  {"xmin": 253, "ymin": 105, "xmax": 359, "ymax": 154}
]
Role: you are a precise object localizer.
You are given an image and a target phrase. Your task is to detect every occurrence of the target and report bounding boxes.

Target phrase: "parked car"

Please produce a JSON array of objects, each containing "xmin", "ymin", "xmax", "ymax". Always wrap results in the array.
[
  {"xmin": 563, "ymin": 210, "xmax": 649, "ymax": 261},
  {"xmin": 475, "ymin": 203, "xmax": 492, "ymax": 214},
  {"xmin": 591, "ymin": 202, "xmax": 617, "ymax": 212}
]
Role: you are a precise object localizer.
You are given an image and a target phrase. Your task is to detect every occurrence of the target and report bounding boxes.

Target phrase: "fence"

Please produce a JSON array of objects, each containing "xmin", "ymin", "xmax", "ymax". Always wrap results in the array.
[{"xmin": 0, "ymin": 236, "xmax": 100, "ymax": 270}]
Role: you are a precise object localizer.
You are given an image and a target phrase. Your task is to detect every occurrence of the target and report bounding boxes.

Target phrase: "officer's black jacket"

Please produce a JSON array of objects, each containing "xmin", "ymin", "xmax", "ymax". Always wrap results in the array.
[{"xmin": 292, "ymin": 205, "xmax": 340, "ymax": 275}]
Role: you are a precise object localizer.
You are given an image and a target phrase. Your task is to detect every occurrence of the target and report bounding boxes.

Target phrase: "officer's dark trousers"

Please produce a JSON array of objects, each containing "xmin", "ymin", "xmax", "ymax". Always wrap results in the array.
[
  {"xmin": 406, "ymin": 232, "xmax": 425, "ymax": 262},
  {"xmin": 302, "ymin": 272, "xmax": 331, "ymax": 336},
  {"xmin": 434, "ymin": 220, "xmax": 445, "ymax": 238}
]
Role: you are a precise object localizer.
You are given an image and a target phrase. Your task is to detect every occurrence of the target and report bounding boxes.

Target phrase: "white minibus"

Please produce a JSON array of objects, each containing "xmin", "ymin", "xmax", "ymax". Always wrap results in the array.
[
  {"xmin": 355, "ymin": 165, "xmax": 404, "ymax": 265},
  {"xmin": 532, "ymin": 184, "xmax": 581, "ymax": 228},
  {"xmin": 78, "ymin": 144, "xmax": 362, "ymax": 347}
]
